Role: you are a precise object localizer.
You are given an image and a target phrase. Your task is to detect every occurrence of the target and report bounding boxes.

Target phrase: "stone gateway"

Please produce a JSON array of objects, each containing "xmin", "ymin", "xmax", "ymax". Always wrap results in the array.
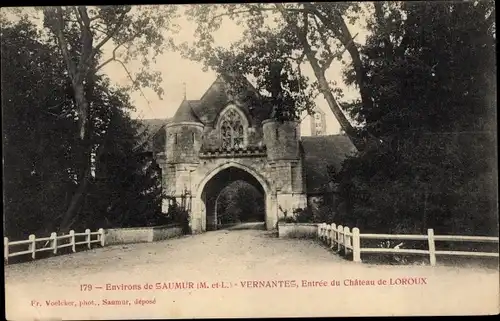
[{"xmin": 142, "ymin": 74, "xmax": 356, "ymax": 233}]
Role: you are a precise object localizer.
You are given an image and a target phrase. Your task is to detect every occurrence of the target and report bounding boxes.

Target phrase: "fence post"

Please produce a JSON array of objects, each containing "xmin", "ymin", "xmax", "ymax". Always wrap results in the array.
[
  {"xmin": 326, "ymin": 225, "xmax": 331, "ymax": 245},
  {"xmin": 344, "ymin": 226, "xmax": 351, "ymax": 255},
  {"xmin": 4, "ymin": 237, "xmax": 9, "ymax": 264},
  {"xmin": 70, "ymin": 230, "xmax": 76, "ymax": 252},
  {"xmin": 29, "ymin": 234, "xmax": 36, "ymax": 259},
  {"xmin": 85, "ymin": 229, "xmax": 91, "ymax": 249},
  {"xmin": 427, "ymin": 228, "xmax": 436, "ymax": 266},
  {"xmin": 317, "ymin": 224, "xmax": 321, "ymax": 240},
  {"xmin": 331, "ymin": 223, "xmax": 337, "ymax": 249},
  {"xmin": 338, "ymin": 225, "xmax": 343, "ymax": 254},
  {"xmin": 99, "ymin": 228, "xmax": 105, "ymax": 247},
  {"xmin": 352, "ymin": 227, "xmax": 361, "ymax": 263},
  {"xmin": 50, "ymin": 232, "xmax": 57, "ymax": 255},
  {"xmin": 329, "ymin": 225, "xmax": 334, "ymax": 245},
  {"xmin": 328, "ymin": 224, "xmax": 334, "ymax": 249}
]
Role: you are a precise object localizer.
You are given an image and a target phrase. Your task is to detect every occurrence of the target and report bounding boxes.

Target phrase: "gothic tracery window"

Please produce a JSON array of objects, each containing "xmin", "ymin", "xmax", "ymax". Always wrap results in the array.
[{"xmin": 220, "ymin": 109, "xmax": 245, "ymax": 149}]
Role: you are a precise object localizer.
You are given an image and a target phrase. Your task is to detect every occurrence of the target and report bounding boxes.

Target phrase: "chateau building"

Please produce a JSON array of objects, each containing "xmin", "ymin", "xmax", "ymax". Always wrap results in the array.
[{"xmin": 142, "ymin": 74, "xmax": 356, "ymax": 233}]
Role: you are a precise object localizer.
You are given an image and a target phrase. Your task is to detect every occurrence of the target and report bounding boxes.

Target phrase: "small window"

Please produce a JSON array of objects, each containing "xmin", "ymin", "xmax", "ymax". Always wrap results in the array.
[
  {"xmin": 174, "ymin": 133, "xmax": 178, "ymax": 144},
  {"xmin": 192, "ymin": 132, "xmax": 195, "ymax": 144}
]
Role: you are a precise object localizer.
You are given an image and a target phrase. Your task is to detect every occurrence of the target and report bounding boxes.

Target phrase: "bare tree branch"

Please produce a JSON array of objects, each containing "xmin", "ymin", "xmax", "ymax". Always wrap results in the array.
[
  {"xmin": 304, "ymin": 3, "xmax": 374, "ymax": 122},
  {"xmin": 75, "ymin": 6, "xmax": 93, "ymax": 79},
  {"xmin": 92, "ymin": 8, "xmax": 129, "ymax": 55},
  {"xmin": 72, "ymin": 7, "xmax": 83, "ymax": 29},
  {"xmin": 95, "ymin": 27, "xmax": 143, "ymax": 71},
  {"xmin": 283, "ymin": 54, "xmax": 306, "ymax": 62},
  {"xmin": 208, "ymin": 5, "xmax": 307, "ymax": 25},
  {"xmin": 77, "ymin": 6, "xmax": 91, "ymax": 30},
  {"xmin": 311, "ymin": 14, "xmax": 337, "ymax": 72},
  {"xmin": 114, "ymin": 58, "xmax": 151, "ymax": 106},
  {"xmin": 89, "ymin": 12, "xmax": 102, "ymax": 22},
  {"xmin": 95, "ymin": 39, "xmax": 128, "ymax": 71},
  {"xmin": 296, "ymin": 52, "xmax": 307, "ymax": 99},
  {"xmin": 89, "ymin": 24, "xmax": 133, "ymax": 52},
  {"xmin": 275, "ymin": 2, "xmax": 363, "ymax": 150},
  {"xmin": 325, "ymin": 31, "xmax": 359, "ymax": 70},
  {"xmin": 52, "ymin": 7, "xmax": 77, "ymax": 80}
]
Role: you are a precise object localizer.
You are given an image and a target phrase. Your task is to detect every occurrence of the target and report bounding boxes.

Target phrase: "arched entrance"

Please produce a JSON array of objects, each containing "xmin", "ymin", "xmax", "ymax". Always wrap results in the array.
[
  {"xmin": 214, "ymin": 181, "xmax": 265, "ymax": 227},
  {"xmin": 203, "ymin": 169, "xmax": 265, "ymax": 230},
  {"xmin": 193, "ymin": 162, "xmax": 275, "ymax": 232}
]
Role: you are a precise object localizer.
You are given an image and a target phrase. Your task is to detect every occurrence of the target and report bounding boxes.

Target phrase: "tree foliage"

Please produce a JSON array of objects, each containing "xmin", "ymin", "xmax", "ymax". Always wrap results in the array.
[
  {"xmin": 216, "ymin": 181, "xmax": 265, "ymax": 225},
  {"xmin": 39, "ymin": 5, "xmax": 178, "ymax": 230},
  {"xmin": 2, "ymin": 18, "xmax": 167, "ymax": 239},
  {"xmin": 2, "ymin": 19, "xmax": 77, "ymax": 238},
  {"xmin": 181, "ymin": 3, "xmax": 367, "ymax": 146},
  {"xmin": 183, "ymin": 2, "xmax": 496, "ymax": 236},
  {"xmin": 333, "ymin": 1, "xmax": 497, "ymax": 236}
]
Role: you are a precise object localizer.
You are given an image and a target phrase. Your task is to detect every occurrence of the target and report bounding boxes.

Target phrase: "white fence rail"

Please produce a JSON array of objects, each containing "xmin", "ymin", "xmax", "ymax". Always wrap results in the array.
[
  {"xmin": 317, "ymin": 223, "xmax": 499, "ymax": 265},
  {"xmin": 4, "ymin": 228, "xmax": 105, "ymax": 264}
]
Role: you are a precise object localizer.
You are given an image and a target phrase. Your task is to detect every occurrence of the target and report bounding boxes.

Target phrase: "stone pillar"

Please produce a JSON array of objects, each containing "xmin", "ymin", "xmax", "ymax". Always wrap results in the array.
[
  {"xmin": 191, "ymin": 196, "xmax": 204, "ymax": 234},
  {"xmin": 156, "ymin": 152, "xmax": 169, "ymax": 213},
  {"xmin": 174, "ymin": 164, "xmax": 197, "ymax": 196},
  {"xmin": 271, "ymin": 159, "xmax": 307, "ymax": 219},
  {"xmin": 276, "ymin": 193, "xmax": 307, "ymax": 219},
  {"xmin": 263, "ymin": 119, "xmax": 306, "ymax": 225},
  {"xmin": 266, "ymin": 193, "xmax": 278, "ymax": 229}
]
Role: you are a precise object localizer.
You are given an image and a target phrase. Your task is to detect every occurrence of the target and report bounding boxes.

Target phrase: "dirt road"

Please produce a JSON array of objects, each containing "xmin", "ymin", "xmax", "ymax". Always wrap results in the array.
[{"xmin": 5, "ymin": 229, "xmax": 499, "ymax": 318}]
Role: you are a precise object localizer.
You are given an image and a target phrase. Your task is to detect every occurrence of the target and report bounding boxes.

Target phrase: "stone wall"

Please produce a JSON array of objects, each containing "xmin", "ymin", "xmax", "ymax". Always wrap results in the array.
[
  {"xmin": 262, "ymin": 120, "xmax": 300, "ymax": 161},
  {"xmin": 278, "ymin": 223, "xmax": 318, "ymax": 239},
  {"xmin": 105, "ymin": 224, "xmax": 183, "ymax": 245},
  {"xmin": 151, "ymin": 225, "xmax": 183, "ymax": 241}
]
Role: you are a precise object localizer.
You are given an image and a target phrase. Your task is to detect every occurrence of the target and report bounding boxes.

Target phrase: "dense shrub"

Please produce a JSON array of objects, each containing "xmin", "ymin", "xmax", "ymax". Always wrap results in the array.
[
  {"xmin": 293, "ymin": 207, "xmax": 315, "ymax": 223},
  {"xmin": 277, "ymin": 207, "xmax": 316, "ymax": 224}
]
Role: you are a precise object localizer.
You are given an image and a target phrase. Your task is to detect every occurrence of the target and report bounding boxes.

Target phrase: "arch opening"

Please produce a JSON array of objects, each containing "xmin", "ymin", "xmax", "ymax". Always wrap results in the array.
[{"xmin": 200, "ymin": 166, "xmax": 267, "ymax": 231}]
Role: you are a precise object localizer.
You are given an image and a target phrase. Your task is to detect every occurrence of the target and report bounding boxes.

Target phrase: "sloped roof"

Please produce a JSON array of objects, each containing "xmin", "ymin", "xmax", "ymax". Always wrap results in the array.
[
  {"xmin": 301, "ymin": 135, "xmax": 358, "ymax": 194},
  {"xmin": 172, "ymin": 100, "xmax": 202, "ymax": 123},
  {"xmin": 184, "ymin": 74, "xmax": 271, "ymax": 127}
]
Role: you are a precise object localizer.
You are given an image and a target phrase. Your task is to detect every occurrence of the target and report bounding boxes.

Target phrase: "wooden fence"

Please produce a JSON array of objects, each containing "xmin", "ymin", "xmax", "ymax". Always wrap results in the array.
[
  {"xmin": 4, "ymin": 228, "xmax": 105, "ymax": 264},
  {"xmin": 317, "ymin": 223, "xmax": 499, "ymax": 265}
]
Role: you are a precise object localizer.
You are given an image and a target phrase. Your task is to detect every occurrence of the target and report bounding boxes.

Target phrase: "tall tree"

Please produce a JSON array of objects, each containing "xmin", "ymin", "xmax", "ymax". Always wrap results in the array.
[
  {"xmin": 2, "ymin": 18, "xmax": 77, "ymax": 238},
  {"xmin": 333, "ymin": 1, "xmax": 497, "ymax": 235},
  {"xmin": 40, "ymin": 5, "xmax": 178, "ymax": 231},
  {"xmin": 2, "ymin": 18, "xmax": 167, "ymax": 238}
]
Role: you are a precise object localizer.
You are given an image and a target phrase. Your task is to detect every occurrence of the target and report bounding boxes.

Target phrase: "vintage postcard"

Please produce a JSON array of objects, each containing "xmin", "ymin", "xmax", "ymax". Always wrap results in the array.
[{"xmin": 3, "ymin": 2, "xmax": 499, "ymax": 319}]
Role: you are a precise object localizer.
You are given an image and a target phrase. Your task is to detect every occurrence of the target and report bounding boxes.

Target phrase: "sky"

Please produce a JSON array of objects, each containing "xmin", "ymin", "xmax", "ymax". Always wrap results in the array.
[{"xmin": 4, "ymin": 4, "xmax": 371, "ymax": 136}]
